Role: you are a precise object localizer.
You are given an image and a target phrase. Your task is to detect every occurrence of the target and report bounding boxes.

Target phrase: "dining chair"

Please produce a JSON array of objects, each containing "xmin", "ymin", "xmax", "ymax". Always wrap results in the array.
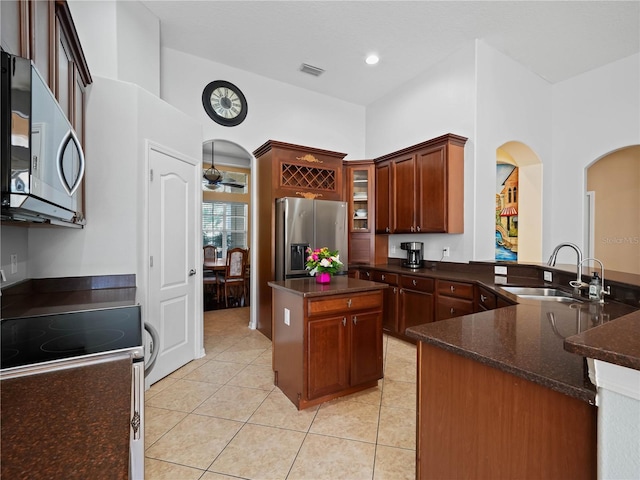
[
  {"xmin": 203, "ymin": 245, "xmax": 220, "ymax": 304},
  {"xmin": 203, "ymin": 245, "xmax": 218, "ymax": 261},
  {"xmin": 218, "ymin": 247, "xmax": 248, "ymax": 308}
]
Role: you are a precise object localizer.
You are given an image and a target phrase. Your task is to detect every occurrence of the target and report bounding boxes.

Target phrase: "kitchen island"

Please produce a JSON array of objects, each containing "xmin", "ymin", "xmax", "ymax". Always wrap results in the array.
[
  {"xmin": 268, "ymin": 276, "xmax": 387, "ymax": 410},
  {"xmin": 405, "ymin": 292, "xmax": 637, "ymax": 479}
]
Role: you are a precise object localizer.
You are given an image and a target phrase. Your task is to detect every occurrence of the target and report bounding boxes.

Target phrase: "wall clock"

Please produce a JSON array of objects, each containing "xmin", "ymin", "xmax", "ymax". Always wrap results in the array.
[{"xmin": 202, "ymin": 80, "xmax": 248, "ymax": 127}]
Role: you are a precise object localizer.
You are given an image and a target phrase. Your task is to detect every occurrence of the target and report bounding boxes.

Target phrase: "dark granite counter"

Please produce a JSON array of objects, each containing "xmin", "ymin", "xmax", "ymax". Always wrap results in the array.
[
  {"xmin": 351, "ymin": 261, "xmax": 639, "ymax": 404},
  {"xmin": 268, "ymin": 275, "xmax": 387, "ymax": 297},
  {"xmin": 1, "ymin": 275, "xmax": 138, "ymax": 318},
  {"xmin": 564, "ymin": 309, "xmax": 640, "ymax": 370}
]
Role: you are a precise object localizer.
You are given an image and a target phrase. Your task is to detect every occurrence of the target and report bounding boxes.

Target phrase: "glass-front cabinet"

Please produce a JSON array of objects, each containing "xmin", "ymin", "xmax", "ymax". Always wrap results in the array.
[
  {"xmin": 346, "ymin": 162, "xmax": 374, "ymax": 232},
  {"xmin": 345, "ymin": 161, "xmax": 377, "ymax": 265}
]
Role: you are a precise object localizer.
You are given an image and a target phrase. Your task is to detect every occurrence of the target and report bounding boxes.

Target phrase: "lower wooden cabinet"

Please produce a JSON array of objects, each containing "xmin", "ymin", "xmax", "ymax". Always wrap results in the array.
[
  {"xmin": 436, "ymin": 279, "xmax": 474, "ymax": 321},
  {"xmin": 272, "ymin": 287, "xmax": 384, "ymax": 410},
  {"xmin": 399, "ymin": 275, "xmax": 435, "ymax": 334},
  {"xmin": 370, "ymin": 270, "xmax": 399, "ymax": 333},
  {"xmin": 307, "ymin": 311, "xmax": 382, "ymax": 399}
]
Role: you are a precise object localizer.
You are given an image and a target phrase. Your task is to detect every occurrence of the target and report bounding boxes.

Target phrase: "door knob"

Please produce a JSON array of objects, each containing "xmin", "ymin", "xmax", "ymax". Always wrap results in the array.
[{"xmin": 189, "ymin": 269, "xmax": 196, "ymax": 276}]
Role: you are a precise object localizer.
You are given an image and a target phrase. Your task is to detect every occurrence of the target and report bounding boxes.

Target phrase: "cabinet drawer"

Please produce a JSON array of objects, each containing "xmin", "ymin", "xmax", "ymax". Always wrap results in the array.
[
  {"xmin": 476, "ymin": 286, "xmax": 497, "ymax": 310},
  {"xmin": 370, "ymin": 270, "xmax": 398, "ymax": 285},
  {"xmin": 437, "ymin": 280, "xmax": 474, "ymax": 299},
  {"xmin": 400, "ymin": 275, "xmax": 434, "ymax": 292},
  {"xmin": 307, "ymin": 291, "xmax": 382, "ymax": 317},
  {"xmin": 437, "ymin": 296, "xmax": 474, "ymax": 320}
]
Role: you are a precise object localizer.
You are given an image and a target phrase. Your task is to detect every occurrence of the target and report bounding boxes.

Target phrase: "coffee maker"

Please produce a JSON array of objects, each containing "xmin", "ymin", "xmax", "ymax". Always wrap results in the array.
[{"xmin": 400, "ymin": 242, "xmax": 423, "ymax": 269}]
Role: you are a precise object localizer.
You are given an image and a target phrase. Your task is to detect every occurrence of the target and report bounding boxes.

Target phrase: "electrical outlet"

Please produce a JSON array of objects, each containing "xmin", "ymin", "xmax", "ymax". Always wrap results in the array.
[
  {"xmin": 495, "ymin": 265, "xmax": 508, "ymax": 275},
  {"xmin": 284, "ymin": 308, "xmax": 290, "ymax": 326},
  {"xmin": 10, "ymin": 254, "xmax": 17, "ymax": 274},
  {"xmin": 443, "ymin": 247, "xmax": 450, "ymax": 257},
  {"xmin": 544, "ymin": 271, "xmax": 553, "ymax": 282},
  {"xmin": 390, "ymin": 245, "xmax": 396, "ymax": 254}
]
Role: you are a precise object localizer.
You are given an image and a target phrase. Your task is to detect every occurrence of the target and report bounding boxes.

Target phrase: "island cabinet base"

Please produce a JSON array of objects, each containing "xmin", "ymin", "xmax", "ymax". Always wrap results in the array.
[
  {"xmin": 417, "ymin": 343, "xmax": 596, "ymax": 480},
  {"xmin": 271, "ymin": 285, "xmax": 384, "ymax": 410}
]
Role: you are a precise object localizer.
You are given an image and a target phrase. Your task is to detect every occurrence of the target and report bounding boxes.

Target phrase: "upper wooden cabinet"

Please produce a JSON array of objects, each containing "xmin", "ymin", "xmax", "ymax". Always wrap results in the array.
[
  {"xmin": 375, "ymin": 134, "xmax": 467, "ymax": 234},
  {"xmin": 254, "ymin": 140, "xmax": 346, "ymax": 201},
  {"xmin": 0, "ymin": 0, "xmax": 91, "ymax": 144}
]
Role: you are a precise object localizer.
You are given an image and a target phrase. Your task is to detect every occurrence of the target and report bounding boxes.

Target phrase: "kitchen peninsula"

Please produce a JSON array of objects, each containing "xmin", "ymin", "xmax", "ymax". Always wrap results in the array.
[
  {"xmin": 268, "ymin": 276, "xmax": 387, "ymax": 410},
  {"xmin": 389, "ymin": 261, "xmax": 639, "ymax": 480}
]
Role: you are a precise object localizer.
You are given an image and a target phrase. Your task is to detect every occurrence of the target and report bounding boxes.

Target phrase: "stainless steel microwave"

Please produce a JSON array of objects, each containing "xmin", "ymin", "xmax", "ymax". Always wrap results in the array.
[{"xmin": 1, "ymin": 51, "xmax": 85, "ymax": 227}]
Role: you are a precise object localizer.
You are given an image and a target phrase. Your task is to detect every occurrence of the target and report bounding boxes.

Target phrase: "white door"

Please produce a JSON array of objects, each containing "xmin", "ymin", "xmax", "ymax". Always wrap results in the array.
[{"xmin": 146, "ymin": 145, "xmax": 199, "ymax": 385}]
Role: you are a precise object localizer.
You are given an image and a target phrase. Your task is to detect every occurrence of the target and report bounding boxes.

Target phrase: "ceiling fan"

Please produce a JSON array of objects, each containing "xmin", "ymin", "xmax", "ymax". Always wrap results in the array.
[{"xmin": 203, "ymin": 141, "xmax": 245, "ymax": 189}]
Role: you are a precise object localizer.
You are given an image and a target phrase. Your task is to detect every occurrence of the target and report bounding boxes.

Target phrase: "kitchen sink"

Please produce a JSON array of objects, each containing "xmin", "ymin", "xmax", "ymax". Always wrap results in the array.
[{"xmin": 501, "ymin": 286, "xmax": 582, "ymax": 302}]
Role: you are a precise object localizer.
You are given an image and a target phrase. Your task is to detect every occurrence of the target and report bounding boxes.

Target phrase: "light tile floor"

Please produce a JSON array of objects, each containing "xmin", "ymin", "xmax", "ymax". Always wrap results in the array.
[{"xmin": 145, "ymin": 307, "xmax": 417, "ymax": 480}]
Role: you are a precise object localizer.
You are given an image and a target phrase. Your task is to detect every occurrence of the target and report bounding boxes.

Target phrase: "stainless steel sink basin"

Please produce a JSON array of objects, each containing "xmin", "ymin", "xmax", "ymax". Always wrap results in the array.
[{"xmin": 501, "ymin": 287, "xmax": 582, "ymax": 302}]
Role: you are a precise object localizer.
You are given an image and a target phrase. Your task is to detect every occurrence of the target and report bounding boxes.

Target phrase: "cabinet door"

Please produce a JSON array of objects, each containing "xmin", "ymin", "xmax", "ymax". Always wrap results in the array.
[
  {"xmin": 350, "ymin": 312, "xmax": 383, "ymax": 386},
  {"xmin": 416, "ymin": 146, "xmax": 446, "ymax": 232},
  {"xmin": 347, "ymin": 164, "xmax": 373, "ymax": 233},
  {"xmin": 400, "ymin": 289, "xmax": 434, "ymax": 334},
  {"xmin": 370, "ymin": 271, "xmax": 399, "ymax": 333},
  {"xmin": 375, "ymin": 162, "xmax": 392, "ymax": 233},
  {"xmin": 393, "ymin": 154, "xmax": 416, "ymax": 233},
  {"xmin": 0, "ymin": 0, "xmax": 25, "ymax": 57},
  {"xmin": 307, "ymin": 315, "xmax": 350, "ymax": 399},
  {"xmin": 349, "ymin": 232, "xmax": 374, "ymax": 265}
]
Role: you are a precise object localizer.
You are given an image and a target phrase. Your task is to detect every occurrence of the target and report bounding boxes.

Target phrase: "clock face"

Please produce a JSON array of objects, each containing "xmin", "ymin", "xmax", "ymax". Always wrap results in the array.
[{"xmin": 202, "ymin": 80, "xmax": 248, "ymax": 126}]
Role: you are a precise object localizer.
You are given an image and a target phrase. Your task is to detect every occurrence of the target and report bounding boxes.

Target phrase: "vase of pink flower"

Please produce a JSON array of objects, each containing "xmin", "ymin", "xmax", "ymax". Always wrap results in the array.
[{"xmin": 305, "ymin": 247, "xmax": 343, "ymax": 284}]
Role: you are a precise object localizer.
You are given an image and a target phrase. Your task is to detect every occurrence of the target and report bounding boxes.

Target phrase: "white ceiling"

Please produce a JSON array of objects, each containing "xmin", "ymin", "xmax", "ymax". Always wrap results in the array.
[{"xmin": 141, "ymin": 0, "xmax": 640, "ymax": 106}]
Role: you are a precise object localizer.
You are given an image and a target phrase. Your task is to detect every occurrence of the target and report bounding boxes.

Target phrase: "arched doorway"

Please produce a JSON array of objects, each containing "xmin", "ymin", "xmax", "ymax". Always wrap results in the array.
[
  {"xmin": 586, "ymin": 145, "xmax": 640, "ymax": 275},
  {"xmin": 496, "ymin": 142, "xmax": 543, "ymax": 263},
  {"xmin": 201, "ymin": 139, "xmax": 257, "ymax": 327}
]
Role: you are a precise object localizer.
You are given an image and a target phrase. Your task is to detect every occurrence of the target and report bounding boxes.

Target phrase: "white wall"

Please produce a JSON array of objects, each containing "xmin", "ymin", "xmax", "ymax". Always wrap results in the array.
[
  {"xmin": 69, "ymin": 0, "xmax": 160, "ymax": 96},
  {"xmin": 549, "ymin": 53, "xmax": 640, "ymax": 264},
  {"xmin": 160, "ymin": 48, "xmax": 366, "ymax": 160},
  {"xmin": 475, "ymin": 41, "xmax": 552, "ymax": 262}
]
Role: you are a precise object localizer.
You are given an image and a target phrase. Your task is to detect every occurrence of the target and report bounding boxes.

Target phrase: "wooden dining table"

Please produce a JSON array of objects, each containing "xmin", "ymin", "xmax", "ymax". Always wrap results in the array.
[{"xmin": 203, "ymin": 258, "xmax": 227, "ymax": 272}]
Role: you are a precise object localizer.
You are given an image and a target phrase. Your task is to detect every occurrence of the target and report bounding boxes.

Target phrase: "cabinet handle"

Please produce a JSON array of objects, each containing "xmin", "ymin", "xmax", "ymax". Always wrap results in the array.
[
  {"xmin": 480, "ymin": 294, "xmax": 487, "ymax": 302},
  {"xmin": 342, "ymin": 317, "xmax": 347, "ymax": 326},
  {"xmin": 381, "ymin": 274, "xmax": 385, "ymax": 281},
  {"xmin": 450, "ymin": 307, "xmax": 455, "ymax": 314},
  {"xmin": 393, "ymin": 287, "xmax": 397, "ymax": 294},
  {"xmin": 412, "ymin": 279, "xmax": 417, "ymax": 286},
  {"xmin": 365, "ymin": 272, "xmax": 370, "ymax": 278},
  {"xmin": 353, "ymin": 316, "xmax": 358, "ymax": 325},
  {"xmin": 347, "ymin": 299, "xmax": 352, "ymax": 308},
  {"xmin": 450, "ymin": 285, "xmax": 455, "ymax": 292},
  {"xmin": 385, "ymin": 227, "xmax": 390, "ymax": 233},
  {"xmin": 416, "ymin": 226, "xmax": 421, "ymax": 232},
  {"xmin": 410, "ymin": 226, "xmax": 414, "ymax": 232}
]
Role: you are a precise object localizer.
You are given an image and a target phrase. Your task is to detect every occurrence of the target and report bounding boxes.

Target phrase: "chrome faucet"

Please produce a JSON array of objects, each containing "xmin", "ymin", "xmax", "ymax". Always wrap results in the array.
[
  {"xmin": 576, "ymin": 257, "xmax": 611, "ymax": 303},
  {"xmin": 547, "ymin": 242, "xmax": 584, "ymax": 286}
]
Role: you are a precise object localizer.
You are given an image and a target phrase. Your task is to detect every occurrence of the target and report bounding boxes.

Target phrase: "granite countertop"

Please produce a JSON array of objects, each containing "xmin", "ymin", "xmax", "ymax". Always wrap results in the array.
[
  {"xmin": 1, "ymin": 275, "xmax": 138, "ymax": 319},
  {"xmin": 564, "ymin": 309, "xmax": 640, "ymax": 370},
  {"xmin": 268, "ymin": 276, "xmax": 388, "ymax": 297},
  {"xmin": 353, "ymin": 261, "xmax": 639, "ymax": 404}
]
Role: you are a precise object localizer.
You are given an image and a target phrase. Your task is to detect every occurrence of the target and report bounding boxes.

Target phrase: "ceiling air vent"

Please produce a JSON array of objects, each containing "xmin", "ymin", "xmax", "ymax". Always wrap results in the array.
[{"xmin": 299, "ymin": 63, "xmax": 325, "ymax": 77}]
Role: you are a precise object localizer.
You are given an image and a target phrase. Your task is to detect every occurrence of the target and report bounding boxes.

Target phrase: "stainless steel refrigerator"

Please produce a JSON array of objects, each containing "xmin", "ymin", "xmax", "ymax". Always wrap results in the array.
[{"xmin": 275, "ymin": 197, "xmax": 348, "ymax": 280}]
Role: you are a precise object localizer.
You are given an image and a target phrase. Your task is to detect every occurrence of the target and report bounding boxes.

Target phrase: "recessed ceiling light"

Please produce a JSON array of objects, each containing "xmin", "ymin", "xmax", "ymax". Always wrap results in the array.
[{"xmin": 365, "ymin": 54, "xmax": 379, "ymax": 65}]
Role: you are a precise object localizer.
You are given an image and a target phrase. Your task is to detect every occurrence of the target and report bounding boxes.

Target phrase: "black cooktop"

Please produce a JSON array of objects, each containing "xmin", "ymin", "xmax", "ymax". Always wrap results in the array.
[{"xmin": 1, "ymin": 305, "xmax": 142, "ymax": 370}]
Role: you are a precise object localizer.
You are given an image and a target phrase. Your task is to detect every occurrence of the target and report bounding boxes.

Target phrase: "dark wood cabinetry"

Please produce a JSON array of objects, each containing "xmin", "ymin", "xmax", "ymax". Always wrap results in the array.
[
  {"xmin": 370, "ymin": 270, "xmax": 399, "ymax": 333},
  {"xmin": 417, "ymin": 343, "xmax": 596, "ymax": 479},
  {"xmin": 374, "ymin": 134, "xmax": 467, "ymax": 234},
  {"xmin": 271, "ymin": 282, "xmax": 384, "ymax": 410},
  {"xmin": 1, "ymin": 1, "xmax": 91, "ymax": 140},
  {"xmin": 399, "ymin": 275, "xmax": 435, "ymax": 335},
  {"xmin": 374, "ymin": 161, "xmax": 392, "ymax": 233},
  {"xmin": 254, "ymin": 141, "xmax": 347, "ymax": 339},
  {"xmin": 436, "ymin": 279, "xmax": 475, "ymax": 321}
]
